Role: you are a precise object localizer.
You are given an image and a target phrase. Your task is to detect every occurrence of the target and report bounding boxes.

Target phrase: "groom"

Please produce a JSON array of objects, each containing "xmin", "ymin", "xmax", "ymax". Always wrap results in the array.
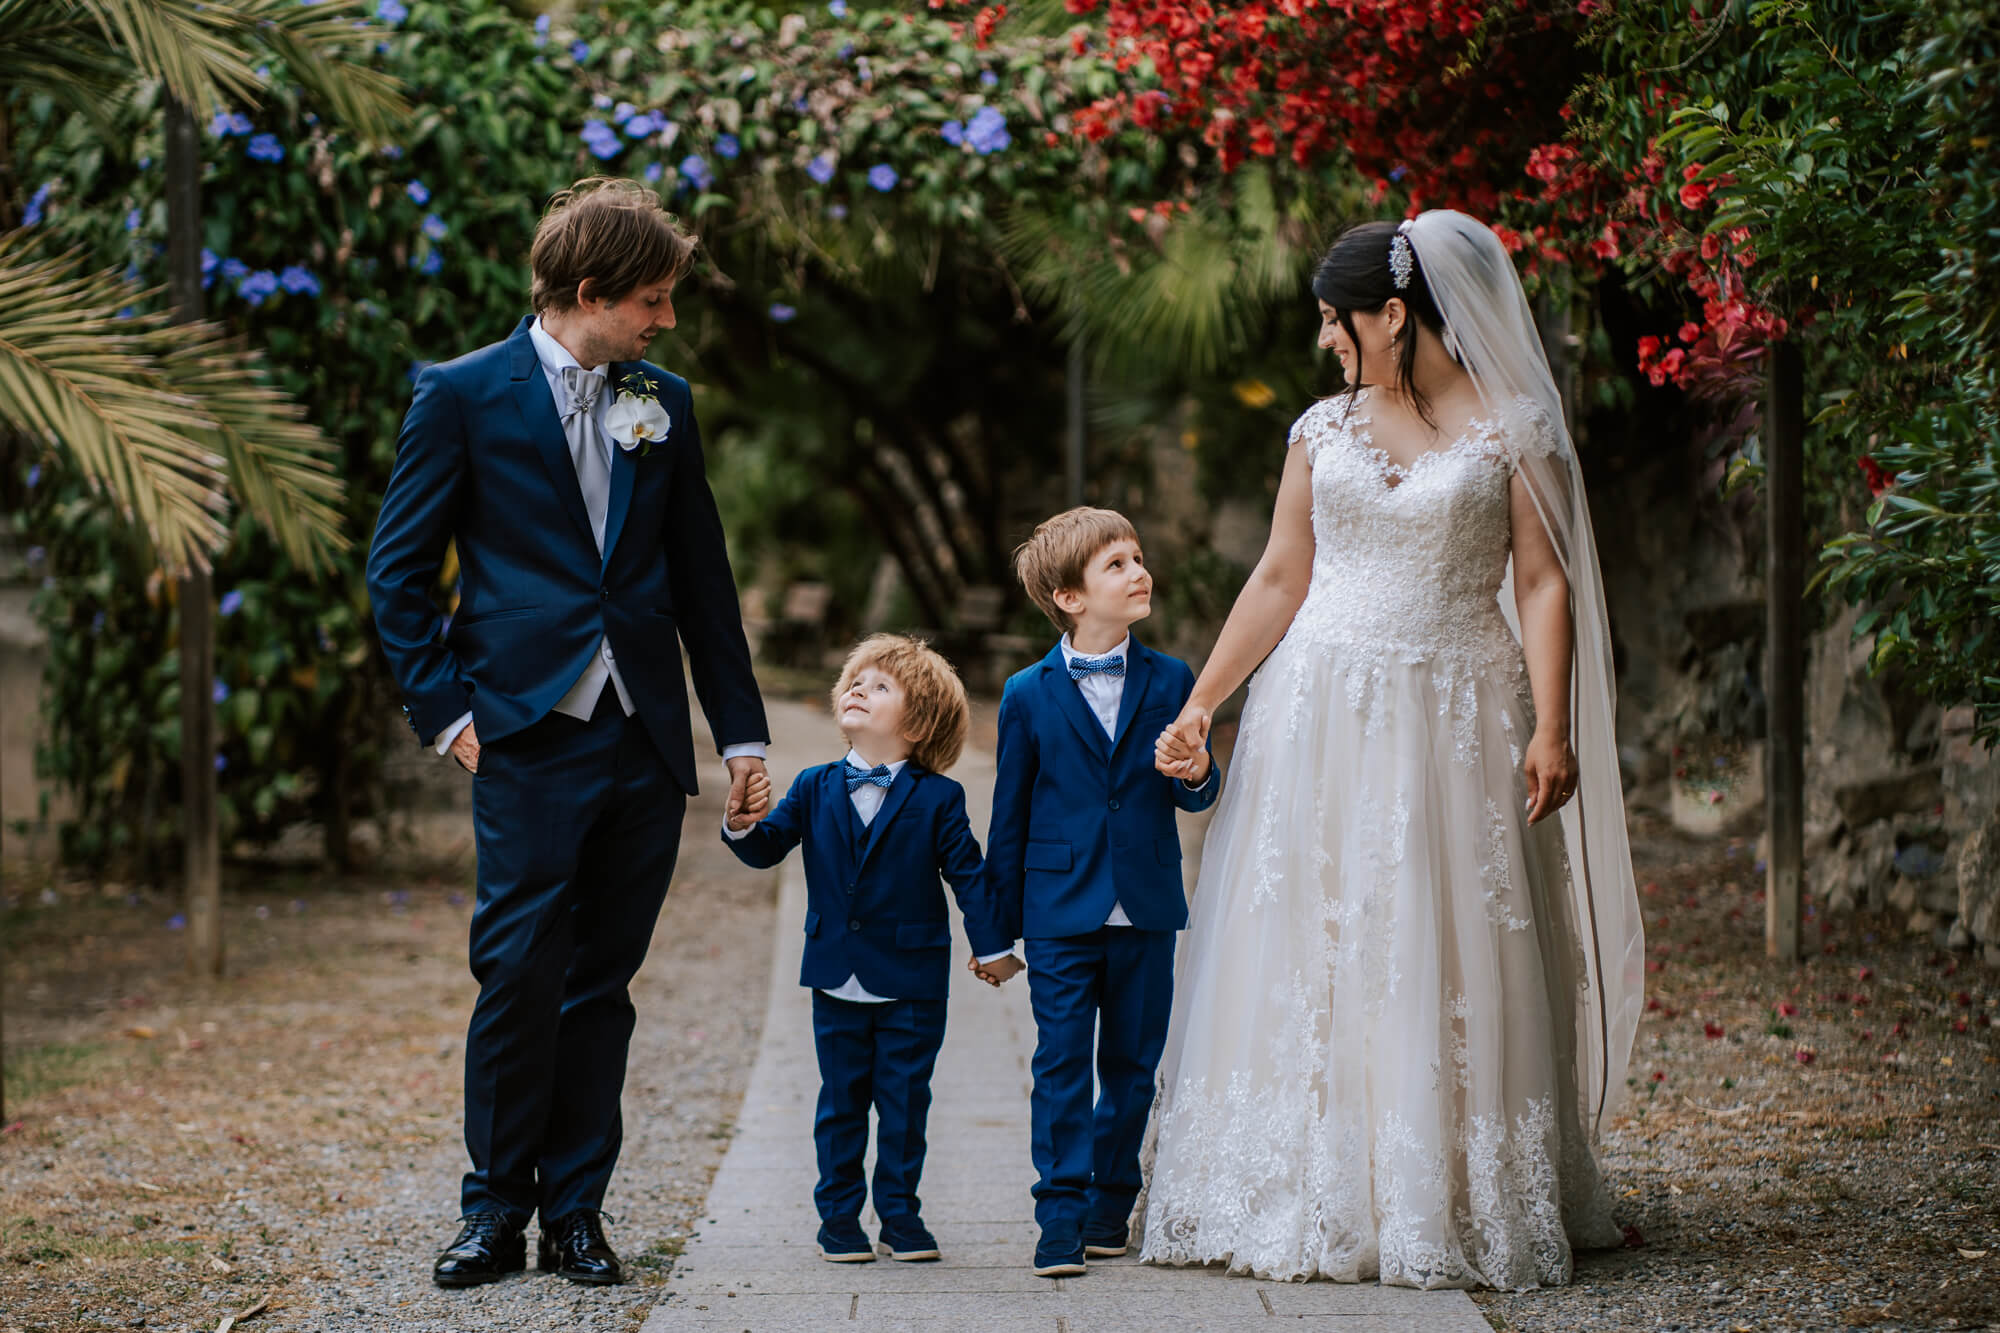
[{"xmin": 366, "ymin": 177, "xmax": 770, "ymax": 1288}]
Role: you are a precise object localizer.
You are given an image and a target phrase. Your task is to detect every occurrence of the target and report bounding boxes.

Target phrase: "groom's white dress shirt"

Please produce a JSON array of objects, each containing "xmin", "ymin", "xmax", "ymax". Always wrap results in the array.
[{"xmin": 433, "ymin": 318, "xmax": 765, "ymax": 769}]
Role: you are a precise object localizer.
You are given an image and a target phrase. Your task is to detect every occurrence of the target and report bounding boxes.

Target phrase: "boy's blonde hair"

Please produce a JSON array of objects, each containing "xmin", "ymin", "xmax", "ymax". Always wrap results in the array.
[
  {"xmin": 1012, "ymin": 506, "xmax": 1140, "ymax": 634},
  {"xmin": 829, "ymin": 634, "xmax": 970, "ymax": 774}
]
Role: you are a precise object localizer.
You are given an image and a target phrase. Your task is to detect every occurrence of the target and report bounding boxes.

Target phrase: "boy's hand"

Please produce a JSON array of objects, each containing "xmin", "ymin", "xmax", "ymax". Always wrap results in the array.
[
  {"xmin": 968, "ymin": 953, "xmax": 1025, "ymax": 987},
  {"xmin": 1155, "ymin": 705, "xmax": 1212, "ymax": 780},
  {"xmin": 725, "ymin": 769, "xmax": 772, "ymax": 831}
]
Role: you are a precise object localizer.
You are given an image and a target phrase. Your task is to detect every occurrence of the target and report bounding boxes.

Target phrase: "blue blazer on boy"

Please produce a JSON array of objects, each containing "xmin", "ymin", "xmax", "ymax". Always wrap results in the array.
[
  {"xmin": 985, "ymin": 637, "xmax": 1220, "ymax": 943},
  {"xmin": 722, "ymin": 761, "xmax": 1013, "ymax": 999}
]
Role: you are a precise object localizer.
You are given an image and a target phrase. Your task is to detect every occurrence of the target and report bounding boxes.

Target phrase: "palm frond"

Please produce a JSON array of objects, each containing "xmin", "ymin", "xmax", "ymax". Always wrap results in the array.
[
  {"xmin": 156, "ymin": 338, "xmax": 349, "ymax": 574},
  {"xmin": 0, "ymin": 0, "xmax": 403, "ymax": 145},
  {"xmin": 0, "ymin": 232, "xmax": 348, "ymax": 575}
]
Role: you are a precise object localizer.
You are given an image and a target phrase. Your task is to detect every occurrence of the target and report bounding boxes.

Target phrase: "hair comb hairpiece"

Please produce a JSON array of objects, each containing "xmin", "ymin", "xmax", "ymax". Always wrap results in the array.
[{"xmin": 1388, "ymin": 220, "xmax": 1415, "ymax": 290}]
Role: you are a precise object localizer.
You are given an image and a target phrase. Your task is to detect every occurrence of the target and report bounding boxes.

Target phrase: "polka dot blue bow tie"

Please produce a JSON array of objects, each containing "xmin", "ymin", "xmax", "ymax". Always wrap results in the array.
[
  {"xmin": 1067, "ymin": 655, "xmax": 1125, "ymax": 681},
  {"xmin": 844, "ymin": 762, "xmax": 894, "ymax": 792}
]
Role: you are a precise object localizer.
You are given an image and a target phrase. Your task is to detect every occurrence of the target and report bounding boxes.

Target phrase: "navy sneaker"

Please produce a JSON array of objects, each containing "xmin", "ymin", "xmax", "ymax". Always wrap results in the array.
[
  {"xmin": 1032, "ymin": 1222, "xmax": 1086, "ymax": 1278},
  {"xmin": 1082, "ymin": 1220, "xmax": 1129, "ymax": 1259},
  {"xmin": 817, "ymin": 1217, "xmax": 875, "ymax": 1263},
  {"xmin": 877, "ymin": 1215, "xmax": 940, "ymax": 1262}
]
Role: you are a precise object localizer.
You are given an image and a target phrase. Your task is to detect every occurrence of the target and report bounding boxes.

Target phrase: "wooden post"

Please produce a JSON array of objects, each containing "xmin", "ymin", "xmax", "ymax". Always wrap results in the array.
[
  {"xmin": 166, "ymin": 100, "xmax": 222, "ymax": 977},
  {"xmin": 1065, "ymin": 337, "xmax": 1085, "ymax": 509},
  {"xmin": 1765, "ymin": 338, "xmax": 1805, "ymax": 963}
]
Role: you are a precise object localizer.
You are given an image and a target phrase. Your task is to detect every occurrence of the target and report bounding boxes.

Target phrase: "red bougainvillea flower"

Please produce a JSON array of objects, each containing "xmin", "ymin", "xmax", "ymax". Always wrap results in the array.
[
  {"xmin": 1795, "ymin": 1048, "xmax": 1816, "ymax": 1064},
  {"xmin": 1858, "ymin": 455, "xmax": 1893, "ymax": 497},
  {"xmin": 1703, "ymin": 1021, "xmax": 1725, "ymax": 1039}
]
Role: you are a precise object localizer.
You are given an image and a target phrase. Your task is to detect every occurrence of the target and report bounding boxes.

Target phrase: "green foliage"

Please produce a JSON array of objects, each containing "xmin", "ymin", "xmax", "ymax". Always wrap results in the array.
[{"xmin": 1582, "ymin": 0, "xmax": 2000, "ymax": 744}]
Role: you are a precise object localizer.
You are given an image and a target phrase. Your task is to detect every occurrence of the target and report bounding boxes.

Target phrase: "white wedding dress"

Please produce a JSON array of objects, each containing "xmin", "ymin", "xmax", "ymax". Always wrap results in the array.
[{"xmin": 1140, "ymin": 388, "xmax": 1624, "ymax": 1289}]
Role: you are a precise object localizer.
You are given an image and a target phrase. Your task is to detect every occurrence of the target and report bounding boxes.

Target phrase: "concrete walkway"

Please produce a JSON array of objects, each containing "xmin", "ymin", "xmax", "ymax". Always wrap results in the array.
[{"xmin": 641, "ymin": 701, "xmax": 1486, "ymax": 1332}]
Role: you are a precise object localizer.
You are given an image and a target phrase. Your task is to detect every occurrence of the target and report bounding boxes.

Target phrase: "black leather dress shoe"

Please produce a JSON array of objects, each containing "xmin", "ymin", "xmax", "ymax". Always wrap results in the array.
[
  {"xmin": 538, "ymin": 1209, "xmax": 623, "ymax": 1285},
  {"xmin": 433, "ymin": 1212, "xmax": 526, "ymax": 1288}
]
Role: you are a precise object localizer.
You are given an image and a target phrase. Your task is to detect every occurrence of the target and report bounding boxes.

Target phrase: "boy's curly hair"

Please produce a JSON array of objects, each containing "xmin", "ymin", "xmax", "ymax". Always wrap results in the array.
[{"xmin": 829, "ymin": 634, "xmax": 970, "ymax": 774}]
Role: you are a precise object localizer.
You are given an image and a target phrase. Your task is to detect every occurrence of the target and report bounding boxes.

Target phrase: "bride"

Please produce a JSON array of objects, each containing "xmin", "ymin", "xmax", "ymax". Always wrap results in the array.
[{"xmin": 1145, "ymin": 211, "xmax": 1645, "ymax": 1289}]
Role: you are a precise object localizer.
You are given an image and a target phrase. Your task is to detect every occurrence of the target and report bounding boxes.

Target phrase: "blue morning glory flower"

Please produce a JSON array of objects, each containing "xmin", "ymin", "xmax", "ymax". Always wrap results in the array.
[
  {"xmin": 867, "ymin": 163, "xmax": 898, "ymax": 192},
  {"xmin": 613, "ymin": 102, "xmax": 637, "ymax": 123},
  {"xmin": 406, "ymin": 180, "xmax": 430, "ymax": 205},
  {"xmin": 25, "ymin": 465, "xmax": 39, "ymax": 489},
  {"xmin": 220, "ymin": 257, "xmax": 250, "ymax": 281},
  {"xmin": 793, "ymin": 96, "xmax": 810, "ymax": 113},
  {"xmin": 380, "ymin": 144, "xmax": 404, "ymax": 159},
  {"xmin": 828, "ymin": 202, "xmax": 848, "ymax": 220},
  {"xmin": 209, "ymin": 111, "xmax": 253, "ymax": 137},
  {"xmin": 582, "ymin": 119, "xmax": 622, "ymax": 158},
  {"xmin": 644, "ymin": 162, "xmax": 664, "ymax": 182},
  {"xmin": 828, "ymin": 0, "xmax": 847, "ymax": 14},
  {"xmin": 376, "ymin": 0, "xmax": 406, "ymax": 23},
  {"xmin": 1389, "ymin": 165, "xmax": 1409, "ymax": 182},
  {"xmin": 213, "ymin": 679, "xmax": 231, "ymax": 704},
  {"xmin": 125, "ymin": 208, "xmax": 141, "ymax": 232},
  {"xmin": 966, "ymin": 105, "xmax": 1010, "ymax": 154},
  {"xmin": 839, "ymin": 42, "xmax": 854, "ymax": 59},
  {"xmin": 570, "ymin": 39, "xmax": 590, "ymax": 61},
  {"xmin": 169, "ymin": 913, "xmax": 188, "ymax": 929},
  {"xmin": 534, "ymin": 13, "xmax": 550, "ymax": 38},
  {"xmin": 592, "ymin": 93, "xmax": 612, "ymax": 109},
  {"xmin": 941, "ymin": 120, "xmax": 965, "ymax": 146},
  {"xmin": 247, "ymin": 133, "xmax": 285, "ymax": 162},
  {"xmin": 419, "ymin": 249, "xmax": 443, "ymax": 275},
  {"xmin": 422, "ymin": 213, "xmax": 448, "ymax": 240},
  {"xmin": 219, "ymin": 589, "xmax": 244, "ymax": 616},
  {"xmin": 623, "ymin": 111, "xmax": 664, "ymax": 138},
  {"xmin": 981, "ymin": 69, "xmax": 999, "ymax": 87},
  {"xmin": 806, "ymin": 152, "xmax": 836, "ymax": 184},
  {"xmin": 716, "ymin": 133, "xmax": 740, "ymax": 160},
  {"xmin": 769, "ymin": 303, "xmax": 797, "ymax": 322},
  {"xmin": 240, "ymin": 269, "xmax": 280, "ymax": 305},
  {"xmin": 680, "ymin": 154, "xmax": 713, "ymax": 190},
  {"xmin": 23, "ymin": 181, "xmax": 53, "ymax": 226},
  {"xmin": 213, "ymin": 754, "xmax": 227, "ymax": 774},
  {"xmin": 280, "ymin": 265, "xmax": 320, "ymax": 296}
]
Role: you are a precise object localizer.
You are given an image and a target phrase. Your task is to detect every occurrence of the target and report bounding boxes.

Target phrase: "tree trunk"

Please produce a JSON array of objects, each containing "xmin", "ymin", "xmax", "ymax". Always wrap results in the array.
[
  {"xmin": 166, "ymin": 99, "xmax": 222, "ymax": 978},
  {"xmin": 1764, "ymin": 339, "xmax": 1806, "ymax": 963}
]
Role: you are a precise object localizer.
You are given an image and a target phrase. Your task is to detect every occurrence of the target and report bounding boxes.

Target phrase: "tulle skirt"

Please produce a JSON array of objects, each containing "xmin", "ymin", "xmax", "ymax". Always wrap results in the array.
[{"xmin": 1139, "ymin": 632, "xmax": 1622, "ymax": 1289}]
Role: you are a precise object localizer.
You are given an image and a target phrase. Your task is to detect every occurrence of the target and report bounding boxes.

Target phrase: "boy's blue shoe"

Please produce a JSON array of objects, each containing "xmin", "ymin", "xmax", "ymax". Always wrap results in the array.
[
  {"xmin": 877, "ymin": 1215, "xmax": 940, "ymax": 1262},
  {"xmin": 817, "ymin": 1217, "xmax": 876, "ymax": 1263},
  {"xmin": 1032, "ymin": 1223, "xmax": 1087, "ymax": 1278},
  {"xmin": 1082, "ymin": 1221, "xmax": 1129, "ymax": 1258}
]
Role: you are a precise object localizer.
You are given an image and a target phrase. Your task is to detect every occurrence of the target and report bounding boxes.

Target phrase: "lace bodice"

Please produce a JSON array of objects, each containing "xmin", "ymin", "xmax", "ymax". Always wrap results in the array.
[{"xmin": 1284, "ymin": 390, "xmax": 1557, "ymax": 676}]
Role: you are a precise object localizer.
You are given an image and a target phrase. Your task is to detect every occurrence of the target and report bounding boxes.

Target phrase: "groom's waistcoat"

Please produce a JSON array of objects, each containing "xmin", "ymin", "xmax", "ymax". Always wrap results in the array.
[
  {"xmin": 365, "ymin": 317, "xmax": 767, "ymax": 795},
  {"xmin": 984, "ymin": 638, "xmax": 1221, "ymax": 941},
  {"xmin": 721, "ymin": 762, "xmax": 1011, "ymax": 1001}
]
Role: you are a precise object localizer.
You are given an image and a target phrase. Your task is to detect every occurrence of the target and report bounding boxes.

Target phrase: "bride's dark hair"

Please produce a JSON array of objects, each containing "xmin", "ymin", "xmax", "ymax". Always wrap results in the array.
[{"xmin": 1311, "ymin": 220, "xmax": 1449, "ymax": 426}]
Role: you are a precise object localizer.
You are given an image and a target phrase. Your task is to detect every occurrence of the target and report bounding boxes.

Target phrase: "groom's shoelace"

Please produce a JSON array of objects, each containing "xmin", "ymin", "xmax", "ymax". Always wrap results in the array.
[
  {"xmin": 844, "ymin": 763, "xmax": 894, "ymax": 792},
  {"xmin": 1068, "ymin": 654, "xmax": 1124, "ymax": 680}
]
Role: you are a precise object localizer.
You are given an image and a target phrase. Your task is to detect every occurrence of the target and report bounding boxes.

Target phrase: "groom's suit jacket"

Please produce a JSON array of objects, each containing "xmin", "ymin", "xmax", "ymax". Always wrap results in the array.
[
  {"xmin": 721, "ymin": 762, "xmax": 1012, "ymax": 1001},
  {"xmin": 985, "ymin": 637, "xmax": 1220, "ymax": 941},
  {"xmin": 366, "ymin": 316, "xmax": 767, "ymax": 794}
]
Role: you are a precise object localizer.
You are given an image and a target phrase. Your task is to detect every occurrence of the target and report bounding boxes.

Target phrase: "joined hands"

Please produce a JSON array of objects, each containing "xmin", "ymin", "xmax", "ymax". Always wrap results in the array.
[
  {"xmin": 725, "ymin": 758, "xmax": 772, "ymax": 832},
  {"xmin": 1153, "ymin": 704, "xmax": 1214, "ymax": 783},
  {"xmin": 967, "ymin": 954, "xmax": 1024, "ymax": 988}
]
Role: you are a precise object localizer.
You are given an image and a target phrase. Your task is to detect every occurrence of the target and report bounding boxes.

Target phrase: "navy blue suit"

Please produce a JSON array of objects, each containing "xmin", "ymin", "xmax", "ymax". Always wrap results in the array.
[
  {"xmin": 985, "ymin": 638, "xmax": 1219, "ymax": 1236},
  {"xmin": 366, "ymin": 317, "xmax": 768, "ymax": 1226},
  {"xmin": 724, "ymin": 761, "xmax": 1009, "ymax": 1223}
]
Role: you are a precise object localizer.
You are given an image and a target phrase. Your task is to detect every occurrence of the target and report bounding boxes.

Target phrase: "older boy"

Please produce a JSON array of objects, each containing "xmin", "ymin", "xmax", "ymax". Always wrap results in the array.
[{"xmin": 980, "ymin": 507, "xmax": 1220, "ymax": 1277}]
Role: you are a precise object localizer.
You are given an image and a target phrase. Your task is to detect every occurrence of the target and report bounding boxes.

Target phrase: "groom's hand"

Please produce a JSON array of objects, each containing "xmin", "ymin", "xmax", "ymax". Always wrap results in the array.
[
  {"xmin": 726, "ymin": 768, "xmax": 772, "ymax": 832},
  {"xmin": 450, "ymin": 722, "xmax": 481, "ymax": 774},
  {"xmin": 725, "ymin": 756, "xmax": 770, "ymax": 830}
]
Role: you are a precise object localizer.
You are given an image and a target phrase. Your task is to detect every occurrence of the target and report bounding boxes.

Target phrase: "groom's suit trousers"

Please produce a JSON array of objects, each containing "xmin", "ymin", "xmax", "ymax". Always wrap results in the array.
[{"xmin": 462, "ymin": 691, "xmax": 686, "ymax": 1225}]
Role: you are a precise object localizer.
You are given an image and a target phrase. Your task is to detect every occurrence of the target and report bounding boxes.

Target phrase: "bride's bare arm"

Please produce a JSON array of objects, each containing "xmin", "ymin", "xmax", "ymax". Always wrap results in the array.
[
  {"xmin": 1509, "ymin": 470, "xmax": 1577, "ymax": 824},
  {"xmin": 1169, "ymin": 439, "xmax": 1318, "ymax": 739}
]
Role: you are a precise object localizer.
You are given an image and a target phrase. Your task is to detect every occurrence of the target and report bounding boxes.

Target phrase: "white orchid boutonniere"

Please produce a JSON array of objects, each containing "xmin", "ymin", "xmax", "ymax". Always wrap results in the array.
[{"xmin": 605, "ymin": 370, "xmax": 671, "ymax": 457}]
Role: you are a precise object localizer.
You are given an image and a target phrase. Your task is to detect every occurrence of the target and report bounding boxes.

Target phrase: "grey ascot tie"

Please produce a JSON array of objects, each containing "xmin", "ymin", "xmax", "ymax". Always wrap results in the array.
[{"xmin": 559, "ymin": 364, "xmax": 610, "ymax": 551}]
